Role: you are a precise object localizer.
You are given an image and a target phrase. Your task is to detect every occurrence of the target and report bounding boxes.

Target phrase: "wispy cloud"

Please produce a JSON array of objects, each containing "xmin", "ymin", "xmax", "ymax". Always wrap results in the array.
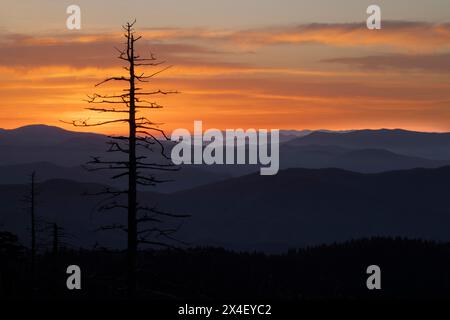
[
  {"xmin": 323, "ymin": 53, "xmax": 450, "ymax": 73},
  {"xmin": 135, "ymin": 21, "xmax": 450, "ymax": 52},
  {"xmin": 1, "ymin": 21, "xmax": 450, "ymax": 132},
  {"xmin": 225, "ymin": 22, "xmax": 450, "ymax": 51},
  {"xmin": 0, "ymin": 33, "xmax": 224, "ymax": 68},
  {"xmin": 1, "ymin": 20, "xmax": 450, "ymax": 69}
]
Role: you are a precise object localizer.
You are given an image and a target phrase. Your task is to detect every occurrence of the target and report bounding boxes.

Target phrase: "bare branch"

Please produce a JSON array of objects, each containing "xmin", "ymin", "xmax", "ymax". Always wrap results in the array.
[
  {"xmin": 61, "ymin": 119, "xmax": 129, "ymax": 127},
  {"xmin": 135, "ymin": 89, "xmax": 179, "ymax": 96},
  {"xmin": 95, "ymin": 76, "xmax": 130, "ymax": 87}
]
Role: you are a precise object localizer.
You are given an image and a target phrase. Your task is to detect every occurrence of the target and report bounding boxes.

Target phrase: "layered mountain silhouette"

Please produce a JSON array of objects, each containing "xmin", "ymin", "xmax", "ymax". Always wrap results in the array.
[
  {"xmin": 2, "ymin": 166, "xmax": 450, "ymax": 252},
  {"xmin": 0, "ymin": 124, "xmax": 106, "ymax": 147},
  {"xmin": 0, "ymin": 161, "xmax": 231, "ymax": 193},
  {"xmin": 165, "ymin": 166, "xmax": 450, "ymax": 251},
  {"xmin": 1, "ymin": 125, "xmax": 450, "ymax": 185},
  {"xmin": 0, "ymin": 125, "xmax": 231, "ymax": 192},
  {"xmin": 3, "ymin": 125, "xmax": 450, "ymax": 252},
  {"xmin": 285, "ymin": 129, "xmax": 450, "ymax": 159}
]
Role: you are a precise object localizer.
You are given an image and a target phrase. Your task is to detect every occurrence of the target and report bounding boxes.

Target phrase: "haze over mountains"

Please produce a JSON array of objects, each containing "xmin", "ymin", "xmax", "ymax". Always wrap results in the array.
[
  {"xmin": 2, "ymin": 124, "xmax": 450, "ymax": 252},
  {"xmin": 166, "ymin": 166, "xmax": 450, "ymax": 251},
  {"xmin": 1, "ymin": 125, "xmax": 450, "ymax": 185},
  {"xmin": 285, "ymin": 129, "xmax": 450, "ymax": 159},
  {"xmin": 2, "ymin": 167, "xmax": 450, "ymax": 252}
]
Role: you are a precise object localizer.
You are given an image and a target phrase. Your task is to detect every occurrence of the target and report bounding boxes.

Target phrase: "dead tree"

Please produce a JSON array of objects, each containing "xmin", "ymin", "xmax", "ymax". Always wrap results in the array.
[
  {"xmin": 22, "ymin": 171, "xmax": 38, "ymax": 290},
  {"xmin": 30, "ymin": 172, "xmax": 36, "ymax": 276},
  {"xmin": 64, "ymin": 20, "xmax": 188, "ymax": 296},
  {"xmin": 41, "ymin": 222, "xmax": 73, "ymax": 258},
  {"xmin": 51, "ymin": 223, "xmax": 63, "ymax": 257},
  {"xmin": 39, "ymin": 222, "xmax": 71, "ymax": 294}
]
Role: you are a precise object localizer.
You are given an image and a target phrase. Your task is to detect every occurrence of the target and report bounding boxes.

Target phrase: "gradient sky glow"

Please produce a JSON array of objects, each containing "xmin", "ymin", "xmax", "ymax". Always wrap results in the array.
[{"xmin": 1, "ymin": 0, "xmax": 450, "ymax": 134}]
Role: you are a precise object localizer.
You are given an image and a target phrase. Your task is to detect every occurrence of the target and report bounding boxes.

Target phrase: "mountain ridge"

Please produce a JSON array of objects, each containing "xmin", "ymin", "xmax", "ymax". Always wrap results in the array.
[{"xmin": 2, "ymin": 166, "xmax": 450, "ymax": 251}]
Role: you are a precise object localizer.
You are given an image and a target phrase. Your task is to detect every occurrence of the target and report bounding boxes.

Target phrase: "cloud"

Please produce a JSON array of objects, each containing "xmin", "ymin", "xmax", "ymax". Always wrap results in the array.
[
  {"xmin": 0, "ymin": 32, "xmax": 227, "ymax": 68},
  {"xmin": 2, "ymin": 21, "xmax": 450, "ymax": 133},
  {"xmin": 323, "ymin": 53, "xmax": 450, "ymax": 73},
  {"xmin": 139, "ymin": 21, "xmax": 450, "ymax": 51},
  {"xmin": 233, "ymin": 22, "xmax": 450, "ymax": 51},
  {"xmin": 1, "ymin": 20, "xmax": 449, "ymax": 69}
]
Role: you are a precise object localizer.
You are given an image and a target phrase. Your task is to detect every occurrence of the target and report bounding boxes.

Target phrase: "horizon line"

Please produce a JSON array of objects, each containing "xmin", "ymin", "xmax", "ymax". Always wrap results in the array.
[{"xmin": 2, "ymin": 123, "xmax": 450, "ymax": 135}]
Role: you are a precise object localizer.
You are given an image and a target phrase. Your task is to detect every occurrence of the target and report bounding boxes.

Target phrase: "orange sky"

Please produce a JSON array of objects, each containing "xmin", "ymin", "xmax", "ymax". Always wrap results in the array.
[{"xmin": 1, "ymin": 20, "xmax": 450, "ymax": 134}]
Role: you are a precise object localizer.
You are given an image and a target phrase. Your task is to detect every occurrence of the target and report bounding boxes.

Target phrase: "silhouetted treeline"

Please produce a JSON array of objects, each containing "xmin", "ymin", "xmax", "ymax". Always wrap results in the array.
[{"xmin": 2, "ymin": 234, "xmax": 450, "ymax": 300}]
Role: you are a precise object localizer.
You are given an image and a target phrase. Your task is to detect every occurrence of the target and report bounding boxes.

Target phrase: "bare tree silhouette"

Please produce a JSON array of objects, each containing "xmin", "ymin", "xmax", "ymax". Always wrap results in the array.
[
  {"xmin": 42, "ymin": 222, "xmax": 70, "ymax": 257},
  {"xmin": 64, "ymin": 20, "xmax": 189, "ymax": 296},
  {"xmin": 52, "ymin": 223, "xmax": 61, "ymax": 257},
  {"xmin": 22, "ymin": 171, "xmax": 38, "ymax": 291}
]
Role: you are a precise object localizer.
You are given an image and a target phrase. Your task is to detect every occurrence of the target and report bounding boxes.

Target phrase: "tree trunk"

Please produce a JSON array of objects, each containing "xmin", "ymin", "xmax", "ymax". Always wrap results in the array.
[
  {"xmin": 30, "ymin": 171, "xmax": 36, "ymax": 291},
  {"xmin": 127, "ymin": 34, "xmax": 138, "ymax": 297}
]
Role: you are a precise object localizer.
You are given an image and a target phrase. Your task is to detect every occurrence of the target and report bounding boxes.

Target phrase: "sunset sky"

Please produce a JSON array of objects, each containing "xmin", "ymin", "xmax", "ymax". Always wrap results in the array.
[{"xmin": 1, "ymin": 0, "xmax": 450, "ymax": 134}]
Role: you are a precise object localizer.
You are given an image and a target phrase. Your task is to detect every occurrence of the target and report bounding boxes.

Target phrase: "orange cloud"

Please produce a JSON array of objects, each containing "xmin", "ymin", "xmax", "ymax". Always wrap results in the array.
[
  {"xmin": 1, "ymin": 21, "xmax": 450, "ymax": 134},
  {"xmin": 226, "ymin": 22, "xmax": 450, "ymax": 51},
  {"xmin": 324, "ymin": 53, "xmax": 450, "ymax": 73},
  {"xmin": 2, "ymin": 21, "xmax": 450, "ymax": 69}
]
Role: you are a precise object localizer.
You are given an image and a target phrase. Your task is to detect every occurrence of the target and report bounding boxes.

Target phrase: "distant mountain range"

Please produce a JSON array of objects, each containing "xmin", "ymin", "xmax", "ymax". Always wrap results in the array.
[
  {"xmin": 2, "ymin": 166, "xmax": 450, "ymax": 252},
  {"xmin": 285, "ymin": 129, "xmax": 450, "ymax": 160},
  {"xmin": 2, "ymin": 124, "xmax": 450, "ymax": 252},
  {"xmin": 165, "ymin": 166, "xmax": 450, "ymax": 251},
  {"xmin": 0, "ymin": 124, "xmax": 105, "ymax": 147},
  {"xmin": 1, "ymin": 125, "xmax": 450, "ymax": 188},
  {"xmin": 0, "ymin": 161, "xmax": 231, "ymax": 193}
]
